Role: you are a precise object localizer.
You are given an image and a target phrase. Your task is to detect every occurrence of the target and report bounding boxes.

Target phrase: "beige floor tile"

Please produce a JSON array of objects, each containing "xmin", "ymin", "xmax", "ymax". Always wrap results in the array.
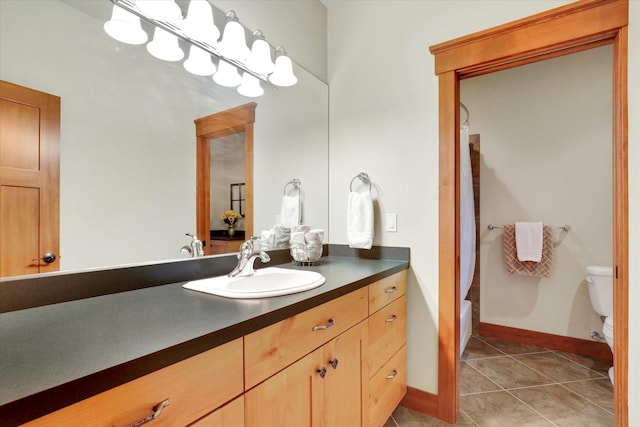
[
  {"xmin": 466, "ymin": 356, "xmax": 553, "ymax": 389},
  {"xmin": 514, "ymin": 352, "xmax": 606, "ymax": 382},
  {"xmin": 553, "ymin": 350, "xmax": 613, "ymax": 376},
  {"xmin": 462, "ymin": 336, "xmax": 505, "ymax": 360},
  {"xmin": 476, "ymin": 336, "xmax": 548, "ymax": 355},
  {"xmin": 460, "ymin": 361, "xmax": 501, "ymax": 395},
  {"xmin": 461, "ymin": 391, "xmax": 554, "ymax": 426},
  {"xmin": 561, "ymin": 378, "xmax": 615, "ymax": 413},
  {"xmin": 389, "ymin": 406, "xmax": 475, "ymax": 426},
  {"xmin": 511, "ymin": 384, "xmax": 615, "ymax": 426}
]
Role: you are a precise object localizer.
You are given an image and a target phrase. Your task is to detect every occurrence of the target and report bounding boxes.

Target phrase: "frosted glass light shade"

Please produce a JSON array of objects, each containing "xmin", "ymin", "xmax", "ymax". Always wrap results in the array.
[
  {"xmin": 213, "ymin": 60, "xmax": 242, "ymax": 87},
  {"xmin": 147, "ymin": 27, "xmax": 184, "ymax": 61},
  {"xmin": 104, "ymin": 5, "xmax": 148, "ymax": 45},
  {"xmin": 269, "ymin": 54, "xmax": 297, "ymax": 87},
  {"xmin": 237, "ymin": 73, "xmax": 264, "ymax": 97},
  {"xmin": 217, "ymin": 13, "xmax": 249, "ymax": 61},
  {"xmin": 181, "ymin": 0, "xmax": 220, "ymax": 45},
  {"xmin": 184, "ymin": 45, "xmax": 216, "ymax": 76},
  {"xmin": 247, "ymin": 37, "xmax": 274, "ymax": 75},
  {"xmin": 135, "ymin": 0, "xmax": 182, "ymax": 22}
]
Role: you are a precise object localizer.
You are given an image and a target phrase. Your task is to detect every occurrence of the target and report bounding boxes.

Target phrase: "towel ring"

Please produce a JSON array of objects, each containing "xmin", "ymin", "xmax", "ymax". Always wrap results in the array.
[
  {"xmin": 283, "ymin": 179, "xmax": 301, "ymax": 195},
  {"xmin": 349, "ymin": 172, "xmax": 371, "ymax": 192}
]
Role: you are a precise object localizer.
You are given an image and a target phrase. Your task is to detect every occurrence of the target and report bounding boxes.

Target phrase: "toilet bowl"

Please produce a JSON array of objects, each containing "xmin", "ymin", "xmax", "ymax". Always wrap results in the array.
[{"xmin": 586, "ymin": 265, "xmax": 614, "ymax": 384}]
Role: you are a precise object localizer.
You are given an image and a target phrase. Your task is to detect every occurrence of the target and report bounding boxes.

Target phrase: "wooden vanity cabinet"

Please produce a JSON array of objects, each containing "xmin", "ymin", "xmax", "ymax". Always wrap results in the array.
[
  {"xmin": 19, "ymin": 270, "xmax": 408, "ymax": 427},
  {"xmin": 245, "ymin": 322, "xmax": 367, "ymax": 427},
  {"xmin": 23, "ymin": 338, "xmax": 244, "ymax": 427},
  {"xmin": 367, "ymin": 270, "xmax": 407, "ymax": 427}
]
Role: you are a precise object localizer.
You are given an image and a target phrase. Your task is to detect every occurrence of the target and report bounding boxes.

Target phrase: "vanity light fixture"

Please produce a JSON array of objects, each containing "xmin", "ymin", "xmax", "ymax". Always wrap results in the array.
[
  {"xmin": 181, "ymin": 0, "xmax": 219, "ymax": 45},
  {"xmin": 103, "ymin": 5, "xmax": 148, "ymax": 45},
  {"xmin": 217, "ymin": 10, "xmax": 250, "ymax": 62},
  {"xmin": 104, "ymin": 0, "xmax": 297, "ymax": 97},
  {"xmin": 269, "ymin": 47, "xmax": 298, "ymax": 87},
  {"xmin": 184, "ymin": 45, "xmax": 217, "ymax": 76},
  {"xmin": 146, "ymin": 27, "xmax": 184, "ymax": 62},
  {"xmin": 135, "ymin": 0, "xmax": 182, "ymax": 22},
  {"xmin": 237, "ymin": 72, "xmax": 264, "ymax": 98}
]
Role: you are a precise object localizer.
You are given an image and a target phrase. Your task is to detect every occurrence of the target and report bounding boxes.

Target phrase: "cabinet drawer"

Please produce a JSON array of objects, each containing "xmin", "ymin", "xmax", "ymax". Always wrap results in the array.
[
  {"xmin": 189, "ymin": 396, "xmax": 244, "ymax": 427},
  {"xmin": 368, "ymin": 345, "xmax": 407, "ymax": 427},
  {"xmin": 368, "ymin": 270, "xmax": 407, "ymax": 314},
  {"xmin": 245, "ymin": 287, "xmax": 368, "ymax": 389},
  {"xmin": 24, "ymin": 339, "xmax": 244, "ymax": 427},
  {"xmin": 368, "ymin": 295, "xmax": 406, "ymax": 378}
]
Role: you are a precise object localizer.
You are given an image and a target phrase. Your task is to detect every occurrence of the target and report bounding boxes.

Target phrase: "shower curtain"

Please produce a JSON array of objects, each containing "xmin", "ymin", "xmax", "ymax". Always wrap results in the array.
[{"xmin": 460, "ymin": 120, "xmax": 476, "ymax": 301}]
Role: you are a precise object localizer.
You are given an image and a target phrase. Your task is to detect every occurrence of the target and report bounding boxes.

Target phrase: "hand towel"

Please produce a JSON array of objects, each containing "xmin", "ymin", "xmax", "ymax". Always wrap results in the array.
[
  {"xmin": 347, "ymin": 191, "xmax": 374, "ymax": 249},
  {"xmin": 515, "ymin": 222, "xmax": 543, "ymax": 262},
  {"xmin": 504, "ymin": 224, "xmax": 553, "ymax": 277},
  {"xmin": 280, "ymin": 195, "xmax": 300, "ymax": 228}
]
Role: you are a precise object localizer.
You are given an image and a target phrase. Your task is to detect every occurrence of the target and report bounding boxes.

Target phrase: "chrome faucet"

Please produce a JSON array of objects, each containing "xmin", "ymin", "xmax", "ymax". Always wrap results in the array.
[
  {"xmin": 228, "ymin": 236, "xmax": 271, "ymax": 278},
  {"xmin": 180, "ymin": 233, "xmax": 204, "ymax": 257}
]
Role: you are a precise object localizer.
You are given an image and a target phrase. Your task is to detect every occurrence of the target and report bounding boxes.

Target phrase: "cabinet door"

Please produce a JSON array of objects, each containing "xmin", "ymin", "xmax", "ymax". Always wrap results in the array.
[
  {"xmin": 245, "ymin": 347, "xmax": 324, "ymax": 427},
  {"xmin": 324, "ymin": 322, "xmax": 367, "ymax": 427},
  {"xmin": 189, "ymin": 396, "xmax": 244, "ymax": 427}
]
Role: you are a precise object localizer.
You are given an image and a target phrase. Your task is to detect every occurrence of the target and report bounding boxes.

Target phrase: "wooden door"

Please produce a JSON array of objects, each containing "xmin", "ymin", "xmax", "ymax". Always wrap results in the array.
[
  {"xmin": 324, "ymin": 322, "xmax": 366, "ymax": 427},
  {"xmin": 244, "ymin": 347, "xmax": 324, "ymax": 426},
  {"xmin": 0, "ymin": 81, "xmax": 60, "ymax": 277}
]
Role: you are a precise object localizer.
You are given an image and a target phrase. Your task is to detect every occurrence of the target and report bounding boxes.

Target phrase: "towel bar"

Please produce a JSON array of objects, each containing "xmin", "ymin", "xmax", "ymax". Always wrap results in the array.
[
  {"xmin": 350, "ymin": 172, "xmax": 371, "ymax": 192},
  {"xmin": 283, "ymin": 179, "xmax": 301, "ymax": 195},
  {"xmin": 487, "ymin": 223, "xmax": 571, "ymax": 231}
]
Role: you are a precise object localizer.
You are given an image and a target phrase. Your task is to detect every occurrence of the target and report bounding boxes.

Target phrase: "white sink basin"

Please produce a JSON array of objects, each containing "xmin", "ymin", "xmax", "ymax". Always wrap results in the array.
[{"xmin": 182, "ymin": 267, "xmax": 326, "ymax": 298}]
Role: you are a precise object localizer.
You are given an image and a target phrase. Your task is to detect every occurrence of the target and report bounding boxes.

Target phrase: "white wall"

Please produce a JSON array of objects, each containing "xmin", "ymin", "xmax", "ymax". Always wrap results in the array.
[
  {"xmin": 461, "ymin": 46, "xmax": 612, "ymax": 340},
  {"xmin": 326, "ymin": 3, "xmax": 639, "ymax": 420}
]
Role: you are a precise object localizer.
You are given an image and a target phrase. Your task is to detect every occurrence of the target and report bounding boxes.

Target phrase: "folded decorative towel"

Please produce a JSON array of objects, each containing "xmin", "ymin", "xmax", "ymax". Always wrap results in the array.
[
  {"xmin": 515, "ymin": 222, "xmax": 544, "ymax": 262},
  {"xmin": 280, "ymin": 195, "xmax": 300, "ymax": 228},
  {"xmin": 504, "ymin": 224, "xmax": 553, "ymax": 277},
  {"xmin": 289, "ymin": 231, "xmax": 306, "ymax": 247},
  {"xmin": 347, "ymin": 191, "xmax": 374, "ymax": 249}
]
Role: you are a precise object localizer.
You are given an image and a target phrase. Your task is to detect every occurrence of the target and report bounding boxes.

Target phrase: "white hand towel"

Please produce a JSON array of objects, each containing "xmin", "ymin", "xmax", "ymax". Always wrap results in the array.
[
  {"xmin": 347, "ymin": 191, "xmax": 374, "ymax": 249},
  {"xmin": 289, "ymin": 231, "xmax": 306, "ymax": 247},
  {"xmin": 515, "ymin": 222, "xmax": 544, "ymax": 262},
  {"xmin": 280, "ymin": 195, "xmax": 300, "ymax": 228}
]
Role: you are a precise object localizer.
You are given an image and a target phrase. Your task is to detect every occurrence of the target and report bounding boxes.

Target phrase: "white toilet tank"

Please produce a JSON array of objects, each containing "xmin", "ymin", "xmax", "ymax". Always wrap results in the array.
[{"xmin": 586, "ymin": 265, "xmax": 613, "ymax": 317}]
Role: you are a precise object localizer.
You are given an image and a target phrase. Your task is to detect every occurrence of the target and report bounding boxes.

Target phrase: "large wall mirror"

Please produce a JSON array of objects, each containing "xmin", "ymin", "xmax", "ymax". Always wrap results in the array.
[{"xmin": 0, "ymin": 0, "xmax": 328, "ymax": 276}]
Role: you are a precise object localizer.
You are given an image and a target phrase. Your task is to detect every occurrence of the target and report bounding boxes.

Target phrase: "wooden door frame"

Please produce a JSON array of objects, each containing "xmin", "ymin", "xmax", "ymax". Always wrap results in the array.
[
  {"xmin": 195, "ymin": 102, "xmax": 256, "ymax": 254},
  {"xmin": 429, "ymin": 0, "xmax": 628, "ymax": 424}
]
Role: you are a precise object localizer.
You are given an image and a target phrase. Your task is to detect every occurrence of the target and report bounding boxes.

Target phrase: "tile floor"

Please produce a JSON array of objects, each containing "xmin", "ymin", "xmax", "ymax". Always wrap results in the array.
[{"xmin": 384, "ymin": 335, "xmax": 614, "ymax": 426}]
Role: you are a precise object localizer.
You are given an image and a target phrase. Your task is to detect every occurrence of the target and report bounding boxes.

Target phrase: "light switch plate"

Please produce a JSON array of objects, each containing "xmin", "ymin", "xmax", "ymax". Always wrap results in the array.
[{"xmin": 386, "ymin": 213, "xmax": 397, "ymax": 232}]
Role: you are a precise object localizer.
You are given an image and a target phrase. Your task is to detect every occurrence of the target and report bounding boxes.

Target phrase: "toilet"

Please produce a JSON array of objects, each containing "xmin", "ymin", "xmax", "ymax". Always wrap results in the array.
[{"xmin": 586, "ymin": 265, "xmax": 614, "ymax": 384}]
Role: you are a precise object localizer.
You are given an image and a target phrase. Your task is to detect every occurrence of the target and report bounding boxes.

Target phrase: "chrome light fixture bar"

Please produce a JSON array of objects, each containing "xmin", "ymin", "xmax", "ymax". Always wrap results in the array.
[{"xmin": 107, "ymin": 0, "xmax": 295, "ymax": 93}]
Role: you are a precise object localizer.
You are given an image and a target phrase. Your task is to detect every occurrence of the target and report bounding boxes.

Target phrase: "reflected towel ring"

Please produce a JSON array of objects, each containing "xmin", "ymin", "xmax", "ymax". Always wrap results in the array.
[
  {"xmin": 349, "ymin": 172, "xmax": 371, "ymax": 193},
  {"xmin": 283, "ymin": 178, "xmax": 301, "ymax": 195}
]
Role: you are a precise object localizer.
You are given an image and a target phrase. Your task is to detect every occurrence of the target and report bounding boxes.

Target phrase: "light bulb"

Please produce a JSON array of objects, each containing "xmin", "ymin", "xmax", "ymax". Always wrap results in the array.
[
  {"xmin": 217, "ymin": 11, "xmax": 249, "ymax": 61},
  {"xmin": 269, "ymin": 48, "xmax": 297, "ymax": 87},
  {"xmin": 184, "ymin": 45, "xmax": 216, "ymax": 76},
  {"xmin": 246, "ymin": 30, "xmax": 274, "ymax": 75}
]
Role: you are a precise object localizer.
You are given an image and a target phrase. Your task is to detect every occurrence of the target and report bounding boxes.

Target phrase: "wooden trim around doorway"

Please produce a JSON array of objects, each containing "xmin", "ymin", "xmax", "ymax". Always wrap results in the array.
[{"xmin": 429, "ymin": 0, "xmax": 629, "ymax": 424}]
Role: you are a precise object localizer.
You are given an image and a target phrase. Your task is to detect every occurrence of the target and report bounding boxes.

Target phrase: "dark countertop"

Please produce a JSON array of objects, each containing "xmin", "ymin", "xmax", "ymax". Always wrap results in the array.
[{"xmin": 0, "ymin": 251, "xmax": 408, "ymax": 425}]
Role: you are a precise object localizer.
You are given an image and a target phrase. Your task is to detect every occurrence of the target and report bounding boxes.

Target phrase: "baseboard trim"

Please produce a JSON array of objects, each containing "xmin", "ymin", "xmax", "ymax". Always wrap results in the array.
[
  {"xmin": 479, "ymin": 322, "xmax": 612, "ymax": 361},
  {"xmin": 400, "ymin": 386, "xmax": 438, "ymax": 417}
]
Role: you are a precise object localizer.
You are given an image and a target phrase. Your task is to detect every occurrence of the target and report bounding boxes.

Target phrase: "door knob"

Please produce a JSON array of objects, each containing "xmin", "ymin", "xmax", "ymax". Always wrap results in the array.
[{"xmin": 33, "ymin": 252, "xmax": 57, "ymax": 264}]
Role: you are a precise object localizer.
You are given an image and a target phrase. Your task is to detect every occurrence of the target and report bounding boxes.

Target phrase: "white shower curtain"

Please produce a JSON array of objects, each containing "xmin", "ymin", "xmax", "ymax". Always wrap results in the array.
[{"xmin": 460, "ymin": 120, "xmax": 476, "ymax": 301}]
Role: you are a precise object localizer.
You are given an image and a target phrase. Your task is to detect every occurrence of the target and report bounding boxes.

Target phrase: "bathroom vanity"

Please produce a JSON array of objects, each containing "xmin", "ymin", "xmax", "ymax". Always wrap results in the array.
[{"xmin": 0, "ymin": 246, "xmax": 408, "ymax": 426}]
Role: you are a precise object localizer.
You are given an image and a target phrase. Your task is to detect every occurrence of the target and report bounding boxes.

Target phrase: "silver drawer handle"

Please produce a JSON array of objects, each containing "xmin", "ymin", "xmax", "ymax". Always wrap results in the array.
[
  {"xmin": 386, "ymin": 369, "xmax": 398, "ymax": 380},
  {"xmin": 385, "ymin": 314, "xmax": 398, "ymax": 323},
  {"xmin": 126, "ymin": 399, "xmax": 170, "ymax": 427},
  {"xmin": 312, "ymin": 318, "xmax": 334, "ymax": 331},
  {"xmin": 384, "ymin": 286, "xmax": 398, "ymax": 294}
]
